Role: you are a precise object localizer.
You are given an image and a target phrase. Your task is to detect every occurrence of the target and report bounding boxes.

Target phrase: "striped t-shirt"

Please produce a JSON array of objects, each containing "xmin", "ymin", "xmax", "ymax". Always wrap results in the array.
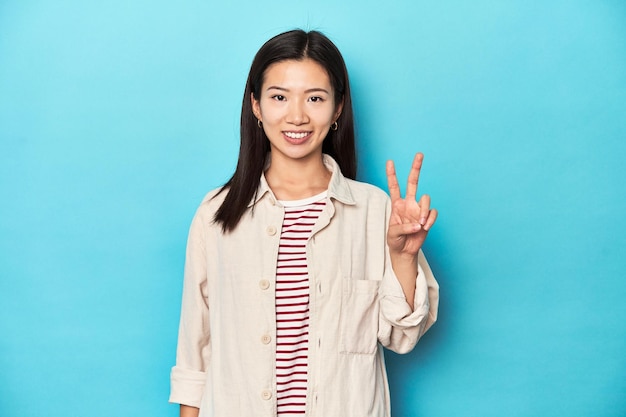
[{"xmin": 275, "ymin": 191, "xmax": 326, "ymax": 416}]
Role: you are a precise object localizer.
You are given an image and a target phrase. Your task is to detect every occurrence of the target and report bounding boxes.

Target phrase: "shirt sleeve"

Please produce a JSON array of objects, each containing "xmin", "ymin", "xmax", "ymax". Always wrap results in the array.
[
  {"xmin": 169, "ymin": 207, "xmax": 211, "ymax": 407},
  {"xmin": 378, "ymin": 250, "xmax": 439, "ymax": 353}
]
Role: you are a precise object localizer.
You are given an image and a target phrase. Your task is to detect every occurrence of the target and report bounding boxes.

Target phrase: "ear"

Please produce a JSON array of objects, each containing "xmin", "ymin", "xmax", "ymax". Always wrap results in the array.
[
  {"xmin": 333, "ymin": 99, "xmax": 344, "ymax": 123},
  {"xmin": 251, "ymin": 92, "xmax": 262, "ymax": 120}
]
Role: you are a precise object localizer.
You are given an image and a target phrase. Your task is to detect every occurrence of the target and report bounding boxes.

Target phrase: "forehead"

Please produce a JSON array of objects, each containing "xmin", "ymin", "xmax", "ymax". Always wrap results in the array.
[{"xmin": 262, "ymin": 59, "xmax": 332, "ymax": 91}]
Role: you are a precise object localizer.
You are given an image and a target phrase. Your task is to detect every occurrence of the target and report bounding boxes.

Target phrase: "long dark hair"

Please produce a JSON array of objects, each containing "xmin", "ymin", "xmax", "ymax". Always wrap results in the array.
[{"xmin": 214, "ymin": 29, "xmax": 356, "ymax": 232}]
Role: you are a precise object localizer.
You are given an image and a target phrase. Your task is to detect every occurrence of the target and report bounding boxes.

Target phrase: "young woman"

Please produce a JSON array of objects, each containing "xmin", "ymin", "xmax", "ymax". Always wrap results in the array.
[{"xmin": 170, "ymin": 29, "xmax": 439, "ymax": 417}]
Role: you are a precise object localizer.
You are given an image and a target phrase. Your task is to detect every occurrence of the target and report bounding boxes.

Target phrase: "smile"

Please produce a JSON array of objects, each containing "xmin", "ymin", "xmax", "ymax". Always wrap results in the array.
[{"xmin": 283, "ymin": 131, "xmax": 312, "ymax": 139}]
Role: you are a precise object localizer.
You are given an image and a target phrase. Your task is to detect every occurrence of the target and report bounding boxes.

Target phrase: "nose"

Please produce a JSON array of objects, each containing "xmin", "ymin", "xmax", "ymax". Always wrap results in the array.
[{"xmin": 286, "ymin": 100, "xmax": 309, "ymax": 125}]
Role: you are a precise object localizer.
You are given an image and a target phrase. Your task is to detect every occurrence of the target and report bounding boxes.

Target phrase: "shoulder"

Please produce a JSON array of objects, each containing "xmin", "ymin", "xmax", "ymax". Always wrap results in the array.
[
  {"xmin": 200, "ymin": 186, "xmax": 227, "ymax": 205},
  {"xmin": 324, "ymin": 154, "xmax": 390, "ymax": 207},
  {"xmin": 344, "ymin": 178, "xmax": 390, "ymax": 205},
  {"xmin": 192, "ymin": 186, "xmax": 228, "ymax": 221},
  {"xmin": 340, "ymin": 178, "xmax": 391, "ymax": 217}
]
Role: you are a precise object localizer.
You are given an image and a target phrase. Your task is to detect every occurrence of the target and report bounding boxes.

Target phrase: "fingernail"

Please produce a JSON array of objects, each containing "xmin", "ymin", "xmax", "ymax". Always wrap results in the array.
[{"xmin": 420, "ymin": 217, "xmax": 427, "ymax": 225}]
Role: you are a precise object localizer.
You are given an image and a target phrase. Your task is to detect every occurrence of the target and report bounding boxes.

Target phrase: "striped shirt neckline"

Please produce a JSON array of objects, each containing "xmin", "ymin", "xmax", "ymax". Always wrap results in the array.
[{"xmin": 278, "ymin": 191, "xmax": 328, "ymax": 208}]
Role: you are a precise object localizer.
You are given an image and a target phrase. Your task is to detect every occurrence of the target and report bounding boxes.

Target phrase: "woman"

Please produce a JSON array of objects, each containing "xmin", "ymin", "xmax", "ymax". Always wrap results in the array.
[{"xmin": 170, "ymin": 29, "xmax": 439, "ymax": 417}]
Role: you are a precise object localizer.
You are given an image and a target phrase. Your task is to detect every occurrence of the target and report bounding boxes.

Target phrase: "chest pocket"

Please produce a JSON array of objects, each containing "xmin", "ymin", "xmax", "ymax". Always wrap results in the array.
[{"xmin": 339, "ymin": 278, "xmax": 381, "ymax": 355}]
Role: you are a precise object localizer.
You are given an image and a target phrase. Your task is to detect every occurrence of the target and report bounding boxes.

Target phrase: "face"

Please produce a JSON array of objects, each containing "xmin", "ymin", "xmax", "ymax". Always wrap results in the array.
[{"xmin": 252, "ymin": 59, "xmax": 342, "ymax": 165}]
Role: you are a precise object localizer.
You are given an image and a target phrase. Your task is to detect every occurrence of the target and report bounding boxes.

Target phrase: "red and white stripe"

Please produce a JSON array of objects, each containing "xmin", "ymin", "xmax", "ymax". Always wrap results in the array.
[{"xmin": 276, "ymin": 196, "xmax": 325, "ymax": 416}]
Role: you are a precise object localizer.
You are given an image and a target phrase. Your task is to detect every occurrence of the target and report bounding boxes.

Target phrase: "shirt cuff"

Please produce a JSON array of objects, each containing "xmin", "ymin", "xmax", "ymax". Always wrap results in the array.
[
  {"xmin": 169, "ymin": 366, "xmax": 206, "ymax": 408},
  {"xmin": 380, "ymin": 261, "xmax": 431, "ymax": 329}
]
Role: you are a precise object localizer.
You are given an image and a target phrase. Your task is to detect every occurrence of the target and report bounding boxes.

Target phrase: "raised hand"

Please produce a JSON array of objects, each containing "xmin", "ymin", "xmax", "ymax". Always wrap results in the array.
[{"xmin": 386, "ymin": 152, "xmax": 438, "ymax": 258}]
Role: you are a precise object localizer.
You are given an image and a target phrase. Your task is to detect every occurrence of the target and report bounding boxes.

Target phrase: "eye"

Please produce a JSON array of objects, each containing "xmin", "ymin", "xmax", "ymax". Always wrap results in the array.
[
  {"xmin": 309, "ymin": 96, "xmax": 325, "ymax": 103},
  {"xmin": 271, "ymin": 95, "xmax": 286, "ymax": 101}
]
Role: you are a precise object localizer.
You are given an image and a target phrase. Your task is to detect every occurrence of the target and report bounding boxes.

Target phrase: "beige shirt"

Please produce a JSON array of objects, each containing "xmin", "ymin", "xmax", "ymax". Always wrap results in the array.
[{"xmin": 170, "ymin": 155, "xmax": 439, "ymax": 417}]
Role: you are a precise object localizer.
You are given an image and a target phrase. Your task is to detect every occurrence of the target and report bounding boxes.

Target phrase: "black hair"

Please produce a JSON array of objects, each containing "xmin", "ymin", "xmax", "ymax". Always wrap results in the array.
[{"xmin": 214, "ymin": 29, "xmax": 356, "ymax": 232}]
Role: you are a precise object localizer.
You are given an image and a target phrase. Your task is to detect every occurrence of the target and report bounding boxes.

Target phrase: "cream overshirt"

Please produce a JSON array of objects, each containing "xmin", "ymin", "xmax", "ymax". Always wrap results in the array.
[{"xmin": 170, "ymin": 155, "xmax": 439, "ymax": 417}]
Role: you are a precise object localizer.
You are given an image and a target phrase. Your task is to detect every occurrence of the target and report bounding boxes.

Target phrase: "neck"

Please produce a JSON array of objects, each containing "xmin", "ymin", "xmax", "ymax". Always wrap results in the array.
[{"xmin": 265, "ymin": 153, "xmax": 331, "ymax": 201}]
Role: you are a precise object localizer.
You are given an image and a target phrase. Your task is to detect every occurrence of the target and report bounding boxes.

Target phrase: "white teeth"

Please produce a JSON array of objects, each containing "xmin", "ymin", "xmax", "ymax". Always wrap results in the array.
[{"xmin": 284, "ymin": 131, "xmax": 309, "ymax": 139}]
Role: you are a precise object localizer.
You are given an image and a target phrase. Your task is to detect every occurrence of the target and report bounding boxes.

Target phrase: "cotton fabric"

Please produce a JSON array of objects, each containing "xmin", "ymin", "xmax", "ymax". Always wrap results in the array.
[
  {"xmin": 170, "ymin": 155, "xmax": 439, "ymax": 417},
  {"xmin": 274, "ymin": 195, "xmax": 326, "ymax": 415}
]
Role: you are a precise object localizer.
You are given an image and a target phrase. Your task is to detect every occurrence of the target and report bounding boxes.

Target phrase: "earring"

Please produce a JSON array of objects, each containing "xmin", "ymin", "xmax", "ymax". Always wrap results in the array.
[
  {"xmin": 331, "ymin": 121, "xmax": 338, "ymax": 131},
  {"xmin": 257, "ymin": 119, "xmax": 263, "ymax": 128}
]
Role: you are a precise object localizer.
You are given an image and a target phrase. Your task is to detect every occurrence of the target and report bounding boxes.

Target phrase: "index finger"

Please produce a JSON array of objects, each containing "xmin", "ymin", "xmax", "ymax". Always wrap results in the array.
[
  {"xmin": 386, "ymin": 159, "xmax": 401, "ymax": 201},
  {"xmin": 405, "ymin": 152, "xmax": 424, "ymax": 201}
]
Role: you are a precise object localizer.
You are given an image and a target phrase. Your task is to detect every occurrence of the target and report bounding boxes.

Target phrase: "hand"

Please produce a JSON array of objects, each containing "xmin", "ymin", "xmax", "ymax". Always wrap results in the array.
[{"xmin": 386, "ymin": 152, "xmax": 438, "ymax": 258}]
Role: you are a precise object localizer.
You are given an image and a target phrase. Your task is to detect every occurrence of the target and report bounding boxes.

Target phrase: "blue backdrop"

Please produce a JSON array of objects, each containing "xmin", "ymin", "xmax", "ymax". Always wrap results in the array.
[{"xmin": 1, "ymin": 1, "xmax": 625, "ymax": 416}]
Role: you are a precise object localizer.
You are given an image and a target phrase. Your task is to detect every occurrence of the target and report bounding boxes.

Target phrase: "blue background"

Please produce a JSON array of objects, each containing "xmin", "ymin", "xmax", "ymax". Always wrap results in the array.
[{"xmin": 1, "ymin": 1, "xmax": 625, "ymax": 416}]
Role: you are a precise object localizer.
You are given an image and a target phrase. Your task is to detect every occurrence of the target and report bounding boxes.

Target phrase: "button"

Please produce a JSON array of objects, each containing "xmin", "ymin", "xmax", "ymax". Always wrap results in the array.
[
  {"xmin": 259, "ymin": 279, "xmax": 270, "ymax": 290},
  {"xmin": 261, "ymin": 334, "xmax": 271, "ymax": 344},
  {"xmin": 266, "ymin": 226, "xmax": 277, "ymax": 236},
  {"xmin": 261, "ymin": 390, "xmax": 272, "ymax": 400}
]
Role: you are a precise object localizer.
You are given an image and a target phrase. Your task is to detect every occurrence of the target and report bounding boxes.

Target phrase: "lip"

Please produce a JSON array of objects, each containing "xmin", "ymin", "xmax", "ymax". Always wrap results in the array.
[{"xmin": 282, "ymin": 131, "xmax": 313, "ymax": 145}]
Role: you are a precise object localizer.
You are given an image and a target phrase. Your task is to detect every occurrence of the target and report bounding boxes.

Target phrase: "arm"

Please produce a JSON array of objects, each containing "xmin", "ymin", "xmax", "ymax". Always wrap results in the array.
[
  {"xmin": 169, "ymin": 209, "xmax": 211, "ymax": 408},
  {"xmin": 386, "ymin": 152, "xmax": 437, "ymax": 310},
  {"xmin": 379, "ymin": 247, "xmax": 439, "ymax": 351},
  {"xmin": 377, "ymin": 153, "xmax": 439, "ymax": 354},
  {"xmin": 180, "ymin": 405, "xmax": 200, "ymax": 417}
]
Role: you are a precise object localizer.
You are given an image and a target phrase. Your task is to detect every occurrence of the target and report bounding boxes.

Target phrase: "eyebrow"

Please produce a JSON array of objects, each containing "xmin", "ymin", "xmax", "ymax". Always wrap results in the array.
[{"xmin": 266, "ymin": 86, "xmax": 330, "ymax": 94}]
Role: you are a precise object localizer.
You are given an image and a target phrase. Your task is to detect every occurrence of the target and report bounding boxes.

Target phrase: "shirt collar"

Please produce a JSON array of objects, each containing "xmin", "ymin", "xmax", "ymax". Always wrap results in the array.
[{"xmin": 247, "ymin": 154, "xmax": 356, "ymax": 207}]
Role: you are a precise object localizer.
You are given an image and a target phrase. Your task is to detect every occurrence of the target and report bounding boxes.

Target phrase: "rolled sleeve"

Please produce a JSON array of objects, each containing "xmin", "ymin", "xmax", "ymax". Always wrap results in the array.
[
  {"xmin": 169, "ymin": 205, "xmax": 212, "ymax": 407},
  {"xmin": 379, "ymin": 250, "xmax": 439, "ymax": 353},
  {"xmin": 169, "ymin": 367, "xmax": 207, "ymax": 407}
]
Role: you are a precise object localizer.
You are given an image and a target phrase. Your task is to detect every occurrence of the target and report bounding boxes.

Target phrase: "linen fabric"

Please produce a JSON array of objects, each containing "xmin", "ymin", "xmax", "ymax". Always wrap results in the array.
[{"xmin": 169, "ymin": 155, "xmax": 439, "ymax": 417}]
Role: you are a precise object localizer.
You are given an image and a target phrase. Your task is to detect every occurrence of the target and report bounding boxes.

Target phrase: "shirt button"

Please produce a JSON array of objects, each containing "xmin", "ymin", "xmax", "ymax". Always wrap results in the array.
[
  {"xmin": 259, "ymin": 279, "xmax": 270, "ymax": 290},
  {"xmin": 261, "ymin": 390, "xmax": 272, "ymax": 400},
  {"xmin": 261, "ymin": 334, "xmax": 271, "ymax": 344},
  {"xmin": 266, "ymin": 226, "xmax": 277, "ymax": 236}
]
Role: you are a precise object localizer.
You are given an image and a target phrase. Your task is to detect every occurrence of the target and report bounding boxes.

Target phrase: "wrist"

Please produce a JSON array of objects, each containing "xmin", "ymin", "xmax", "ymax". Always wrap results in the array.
[{"xmin": 390, "ymin": 251, "xmax": 418, "ymax": 265}]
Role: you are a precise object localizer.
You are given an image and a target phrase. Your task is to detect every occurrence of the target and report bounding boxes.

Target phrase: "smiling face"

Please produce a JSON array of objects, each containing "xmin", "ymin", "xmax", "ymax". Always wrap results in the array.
[{"xmin": 252, "ymin": 58, "xmax": 342, "ymax": 165}]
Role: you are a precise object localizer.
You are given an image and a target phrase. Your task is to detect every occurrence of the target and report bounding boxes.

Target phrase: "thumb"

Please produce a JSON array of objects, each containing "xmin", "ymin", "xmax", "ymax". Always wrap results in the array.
[{"xmin": 388, "ymin": 222, "xmax": 422, "ymax": 240}]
